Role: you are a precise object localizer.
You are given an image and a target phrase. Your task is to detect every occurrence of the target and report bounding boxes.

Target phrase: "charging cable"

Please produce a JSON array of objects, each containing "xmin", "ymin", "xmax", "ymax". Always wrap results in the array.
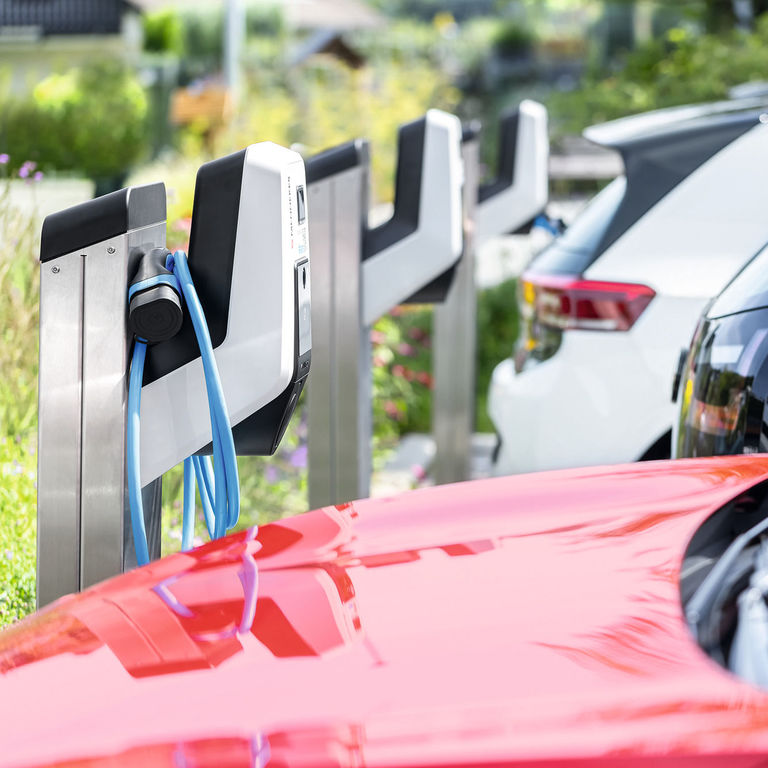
[{"xmin": 127, "ymin": 249, "xmax": 240, "ymax": 566}]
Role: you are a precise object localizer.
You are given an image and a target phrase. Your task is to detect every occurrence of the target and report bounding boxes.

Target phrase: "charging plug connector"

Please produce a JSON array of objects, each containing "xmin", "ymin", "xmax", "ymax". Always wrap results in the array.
[{"xmin": 128, "ymin": 247, "xmax": 183, "ymax": 343}]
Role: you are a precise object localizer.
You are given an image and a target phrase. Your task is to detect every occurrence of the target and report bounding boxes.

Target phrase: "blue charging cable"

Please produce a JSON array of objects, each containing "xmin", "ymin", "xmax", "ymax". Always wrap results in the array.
[{"xmin": 127, "ymin": 250, "xmax": 240, "ymax": 566}]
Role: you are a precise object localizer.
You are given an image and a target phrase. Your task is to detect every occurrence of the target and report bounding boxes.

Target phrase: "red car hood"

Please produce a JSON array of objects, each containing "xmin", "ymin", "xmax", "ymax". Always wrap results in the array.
[{"xmin": 4, "ymin": 458, "xmax": 768, "ymax": 767}]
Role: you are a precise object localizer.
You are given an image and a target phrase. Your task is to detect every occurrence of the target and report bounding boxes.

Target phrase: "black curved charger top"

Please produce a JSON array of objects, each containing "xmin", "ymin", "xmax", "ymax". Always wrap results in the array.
[
  {"xmin": 305, "ymin": 140, "xmax": 369, "ymax": 184},
  {"xmin": 142, "ymin": 149, "xmax": 246, "ymax": 385},
  {"xmin": 478, "ymin": 108, "xmax": 519, "ymax": 204},
  {"xmin": 364, "ymin": 116, "xmax": 426, "ymax": 260},
  {"xmin": 40, "ymin": 183, "xmax": 167, "ymax": 263}
]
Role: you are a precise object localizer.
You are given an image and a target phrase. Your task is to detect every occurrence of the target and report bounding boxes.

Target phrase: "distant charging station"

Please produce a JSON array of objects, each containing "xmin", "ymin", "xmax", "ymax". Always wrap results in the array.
[
  {"xmin": 37, "ymin": 142, "xmax": 311, "ymax": 607},
  {"xmin": 305, "ymin": 109, "xmax": 463, "ymax": 508},
  {"xmin": 306, "ymin": 102, "xmax": 548, "ymax": 506},
  {"xmin": 432, "ymin": 100, "xmax": 549, "ymax": 484}
]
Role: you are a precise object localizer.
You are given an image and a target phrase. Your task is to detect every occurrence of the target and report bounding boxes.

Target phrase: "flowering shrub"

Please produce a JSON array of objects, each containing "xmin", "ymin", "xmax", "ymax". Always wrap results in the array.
[
  {"xmin": 370, "ymin": 277, "xmax": 520, "ymax": 442},
  {"xmin": 0, "ymin": 179, "xmax": 39, "ymax": 627},
  {"xmin": 371, "ymin": 308, "xmax": 434, "ymax": 455}
]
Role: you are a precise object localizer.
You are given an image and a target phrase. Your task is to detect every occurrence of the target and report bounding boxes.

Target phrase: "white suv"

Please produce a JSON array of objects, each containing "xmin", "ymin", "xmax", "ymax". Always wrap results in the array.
[{"xmin": 489, "ymin": 98, "xmax": 768, "ymax": 475}]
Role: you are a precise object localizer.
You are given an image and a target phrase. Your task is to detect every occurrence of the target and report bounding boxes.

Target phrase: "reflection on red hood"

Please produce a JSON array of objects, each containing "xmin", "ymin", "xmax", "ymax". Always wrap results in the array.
[{"xmin": 5, "ymin": 458, "xmax": 768, "ymax": 767}]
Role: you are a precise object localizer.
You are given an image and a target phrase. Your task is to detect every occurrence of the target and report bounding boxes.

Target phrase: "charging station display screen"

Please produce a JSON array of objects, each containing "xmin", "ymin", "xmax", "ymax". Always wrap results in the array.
[
  {"xmin": 297, "ymin": 186, "xmax": 306, "ymax": 224},
  {"xmin": 297, "ymin": 259, "xmax": 311, "ymax": 356}
]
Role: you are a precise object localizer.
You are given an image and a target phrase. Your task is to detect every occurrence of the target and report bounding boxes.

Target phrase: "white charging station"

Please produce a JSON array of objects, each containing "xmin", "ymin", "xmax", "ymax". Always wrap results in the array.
[
  {"xmin": 306, "ymin": 108, "xmax": 463, "ymax": 508},
  {"xmin": 37, "ymin": 141, "xmax": 311, "ymax": 606},
  {"xmin": 305, "ymin": 102, "xmax": 549, "ymax": 506},
  {"xmin": 362, "ymin": 109, "xmax": 463, "ymax": 325},
  {"xmin": 138, "ymin": 142, "xmax": 311, "ymax": 484},
  {"xmin": 432, "ymin": 100, "xmax": 550, "ymax": 484}
]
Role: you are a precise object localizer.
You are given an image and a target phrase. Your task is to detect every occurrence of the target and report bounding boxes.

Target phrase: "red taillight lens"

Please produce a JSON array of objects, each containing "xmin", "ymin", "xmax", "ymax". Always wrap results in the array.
[{"xmin": 520, "ymin": 273, "xmax": 655, "ymax": 332}]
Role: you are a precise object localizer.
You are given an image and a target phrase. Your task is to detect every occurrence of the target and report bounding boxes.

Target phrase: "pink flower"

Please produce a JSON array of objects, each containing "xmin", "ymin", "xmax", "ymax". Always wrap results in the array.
[
  {"xmin": 408, "ymin": 327, "xmax": 429, "ymax": 342},
  {"xmin": 384, "ymin": 400, "xmax": 402, "ymax": 420},
  {"xmin": 397, "ymin": 342, "xmax": 415, "ymax": 356},
  {"xmin": 392, "ymin": 364, "xmax": 406, "ymax": 378},
  {"xmin": 416, "ymin": 371, "xmax": 433, "ymax": 388},
  {"xmin": 370, "ymin": 330, "xmax": 387, "ymax": 345},
  {"xmin": 411, "ymin": 464, "xmax": 426, "ymax": 481},
  {"xmin": 373, "ymin": 354, "xmax": 387, "ymax": 368}
]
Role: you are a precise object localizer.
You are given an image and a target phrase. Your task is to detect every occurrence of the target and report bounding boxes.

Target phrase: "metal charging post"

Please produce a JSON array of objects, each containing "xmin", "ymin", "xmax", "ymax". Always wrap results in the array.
[
  {"xmin": 432, "ymin": 129, "xmax": 480, "ymax": 485},
  {"xmin": 305, "ymin": 142, "xmax": 372, "ymax": 508},
  {"xmin": 37, "ymin": 185, "xmax": 166, "ymax": 607},
  {"xmin": 307, "ymin": 110, "xmax": 464, "ymax": 508},
  {"xmin": 432, "ymin": 101, "xmax": 550, "ymax": 484}
]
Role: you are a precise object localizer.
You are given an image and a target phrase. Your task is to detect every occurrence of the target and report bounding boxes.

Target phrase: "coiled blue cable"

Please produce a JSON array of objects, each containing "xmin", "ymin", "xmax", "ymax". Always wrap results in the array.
[{"xmin": 126, "ymin": 250, "xmax": 240, "ymax": 566}]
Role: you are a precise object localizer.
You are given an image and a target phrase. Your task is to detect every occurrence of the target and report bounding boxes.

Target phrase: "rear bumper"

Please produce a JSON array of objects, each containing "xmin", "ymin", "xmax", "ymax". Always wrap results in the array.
[{"xmin": 488, "ymin": 297, "xmax": 703, "ymax": 475}]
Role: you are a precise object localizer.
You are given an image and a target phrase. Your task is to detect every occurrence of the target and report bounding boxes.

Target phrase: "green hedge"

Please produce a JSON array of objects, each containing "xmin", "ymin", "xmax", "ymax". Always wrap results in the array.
[
  {"xmin": 0, "ymin": 62, "xmax": 149, "ymax": 182},
  {"xmin": 549, "ymin": 14, "xmax": 768, "ymax": 136}
]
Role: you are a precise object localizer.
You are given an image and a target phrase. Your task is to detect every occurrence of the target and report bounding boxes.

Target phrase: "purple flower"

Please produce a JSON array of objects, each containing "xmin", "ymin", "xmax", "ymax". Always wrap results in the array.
[
  {"xmin": 33, "ymin": 171, "xmax": 43, "ymax": 182},
  {"xmin": 18, "ymin": 160, "xmax": 37, "ymax": 179},
  {"xmin": 0, "ymin": 153, "xmax": 8, "ymax": 165},
  {"xmin": 265, "ymin": 464, "xmax": 279, "ymax": 484},
  {"xmin": 288, "ymin": 444, "xmax": 307, "ymax": 469}
]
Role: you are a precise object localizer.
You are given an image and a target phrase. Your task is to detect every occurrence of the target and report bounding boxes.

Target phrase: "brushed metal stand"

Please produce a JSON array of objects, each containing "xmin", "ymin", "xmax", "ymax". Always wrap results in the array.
[
  {"xmin": 305, "ymin": 143, "xmax": 371, "ymax": 510},
  {"xmin": 432, "ymin": 136, "xmax": 480, "ymax": 485},
  {"xmin": 37, "ymin": 186, "xmax": 166, "ymax": 607}
]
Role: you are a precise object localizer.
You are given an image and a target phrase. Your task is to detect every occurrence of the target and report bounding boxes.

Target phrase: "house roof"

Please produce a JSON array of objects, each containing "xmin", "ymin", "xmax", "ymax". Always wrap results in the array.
[
  {"xmin": 135, "ymin": 0, "xmax": 383, "ymax": 31},
  {"xmin": 277, "ymin": 0, "xmax": 383, "ymax": 30},
  {"xmin": 289, "ymin": 28, "xmax": 367, "ymax": 68},
  {"xmin": 0, "ymin": 0, "xmax": 140, "ymax": 37}
]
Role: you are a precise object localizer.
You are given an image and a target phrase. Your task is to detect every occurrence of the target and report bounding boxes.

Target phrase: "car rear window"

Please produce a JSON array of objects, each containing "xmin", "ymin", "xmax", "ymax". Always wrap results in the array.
[{"xmin": 530, "ymin": 176, "xmax": 627, "ymax": 275}]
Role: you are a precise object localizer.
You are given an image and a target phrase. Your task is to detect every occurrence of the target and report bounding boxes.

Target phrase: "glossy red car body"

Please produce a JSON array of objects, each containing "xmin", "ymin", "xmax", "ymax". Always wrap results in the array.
[{"xmin": 4, "ymin": 457, "xmax": 768, "ymax": 767}]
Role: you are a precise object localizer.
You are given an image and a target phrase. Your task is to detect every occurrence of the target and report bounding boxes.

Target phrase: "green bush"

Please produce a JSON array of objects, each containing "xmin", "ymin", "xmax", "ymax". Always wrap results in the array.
[
  {"xmin": 549, "ymin": 15, "xmax": 768, "ymax": 135},
  {"xmin": 181, "ymin": 8, "xmax": 224, "ymax": 64},
  {"xmin": 144, "ymin": 8, "xmax": 185, "ymax": 55},
  {"xmin": 493, "ymin": 20, "xmax": 536, "ymax": 57},
  {"xmin": 0, "ymin": 62, "xmax": 149, "ymax": 182},
  {"xmin": 246, "ymin": 3, "xmax": 285, "ymax": 37},
  {"xmin": 475, "ymin": 278, "xmax": 519, "ymax": 432}
]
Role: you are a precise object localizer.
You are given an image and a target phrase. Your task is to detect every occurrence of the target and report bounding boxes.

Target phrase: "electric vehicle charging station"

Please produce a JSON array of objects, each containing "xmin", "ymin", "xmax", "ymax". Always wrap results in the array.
[
  {"xmin": 432, "ymin": 100, "xmax": 549, "ymax": 484},
  {"xmin": 36, "ymin": 142, "xmax": 311, "ymax": 607},
  {"xmin": 306, "ymin": 108, "xmax": 463, "ymax": 509},
  {"xmin": 305, "ymin": 102, "xmax": 548, "ymax": 506}
]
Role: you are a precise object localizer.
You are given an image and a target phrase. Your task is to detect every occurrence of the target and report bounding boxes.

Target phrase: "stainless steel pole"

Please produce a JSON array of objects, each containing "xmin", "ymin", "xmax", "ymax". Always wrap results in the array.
[
  {"xmin": 431, "ymin": 135, "xmax": 480, "ymax": 485},
  {"xmin": 37, "ymin": 186, "xmax": 166, "ymax": 606},
  {"xmin": 306, "ymin": 143, "xmax": 370, "ymax": 509}
]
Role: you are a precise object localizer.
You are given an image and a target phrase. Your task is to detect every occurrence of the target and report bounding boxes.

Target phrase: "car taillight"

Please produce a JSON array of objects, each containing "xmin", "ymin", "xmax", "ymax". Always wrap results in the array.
[{"xmin": 521, "ymin": 273, "xmax": 656, "ymax": 332}]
